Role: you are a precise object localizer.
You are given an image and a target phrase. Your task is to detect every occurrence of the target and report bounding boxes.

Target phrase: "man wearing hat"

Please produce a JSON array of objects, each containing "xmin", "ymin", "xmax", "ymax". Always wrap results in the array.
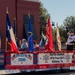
[{"xmin": 65, "ymin": 30, "xmax": 75, "ymax": 50}]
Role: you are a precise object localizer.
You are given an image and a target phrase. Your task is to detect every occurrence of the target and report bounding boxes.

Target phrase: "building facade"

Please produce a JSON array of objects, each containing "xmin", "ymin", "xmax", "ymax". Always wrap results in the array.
[{"xmin": 0, "ymin": 0, "xmax": 40, "ymax": 49}]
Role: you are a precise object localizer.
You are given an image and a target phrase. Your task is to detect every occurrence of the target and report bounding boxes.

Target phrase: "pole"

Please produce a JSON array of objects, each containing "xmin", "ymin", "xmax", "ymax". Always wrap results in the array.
[
  {"xmin": 52, "ymin": 22, "xmax": 56, "ymax": 50},
  {"xmin": 54, "ymin": 24, "xmax": 56, "ymax": 50}
]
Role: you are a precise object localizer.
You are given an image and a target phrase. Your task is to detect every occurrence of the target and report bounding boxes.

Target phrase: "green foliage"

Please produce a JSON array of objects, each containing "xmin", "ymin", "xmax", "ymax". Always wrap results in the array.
[
  {"xmin": 58, "ymin": 26, "xmax": 67, "ymax": 42},
  {"xmin": 63, "ymin": 16, "xmax": 75, "ymax": 32},
  {"xmin": 39, "ymin": 3, "xmax": 75, "ymax": 43},
  {"xmin": 53, "ymin": 16, "xmax": 75, "ymax": 42},
  {"xmin": 60, "ymin": 16, "xmax": 75, "ymax": 42},
  {"xmin": 52, "ymin": 25, "xmax": 67, "ymax": 42},
  {"xmin": 39, "ymin": 2, "xmax": 49, "ymax": 35}
]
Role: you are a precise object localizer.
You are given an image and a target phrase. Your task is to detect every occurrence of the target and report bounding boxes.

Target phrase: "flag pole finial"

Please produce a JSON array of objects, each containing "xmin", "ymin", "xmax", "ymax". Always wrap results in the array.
[
  {"xmin": 48, "ymin": 14, "xmax": 50, "ymax": 19},
  {"xmin": 56, "ymin": 22, "xmax": 58, "ymax": 27},
  {"xmin": 14, "ymin": 18, "xmax": 16, "ymax": 22},
  {"xmin": 14, "ymin": 17, "xmax": 16, "ymax": 20},
  {"xmin": 28, "ymin": 12, "xmax": 30, "ymax": 17},
  {"xmin": 6, "ymin": 7, "xmax": 9, "ymax": 14}
]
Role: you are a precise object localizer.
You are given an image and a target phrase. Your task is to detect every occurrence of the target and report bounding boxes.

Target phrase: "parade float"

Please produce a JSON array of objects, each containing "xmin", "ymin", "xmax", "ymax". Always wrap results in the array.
[
  {"xmin": 0, "ymin": 9, "xmax": 75, "ymax": 75},
  {"xmin": 0, "ymin": 49, "xmax": 75, "ymax": 74}
]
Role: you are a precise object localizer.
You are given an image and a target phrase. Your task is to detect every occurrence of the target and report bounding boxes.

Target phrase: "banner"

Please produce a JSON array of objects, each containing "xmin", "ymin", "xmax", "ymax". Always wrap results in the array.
[
  {"xmin": 11, "ymin": 53, "xmax": 33, "ymax": 65},
  {"xmin": 38, "ymin": 53, "xmax": 73, "ymax": 64}
]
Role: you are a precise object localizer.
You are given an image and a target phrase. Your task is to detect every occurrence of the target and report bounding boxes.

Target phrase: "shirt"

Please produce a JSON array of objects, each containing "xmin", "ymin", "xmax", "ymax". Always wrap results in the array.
[{"xmin": 66, "ymin": 35, "xmax": 75, "ymax": 45}]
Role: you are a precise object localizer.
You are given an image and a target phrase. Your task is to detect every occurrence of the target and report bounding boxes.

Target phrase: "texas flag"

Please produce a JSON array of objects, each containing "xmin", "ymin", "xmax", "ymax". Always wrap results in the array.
[{"xmin": 6, "ymin": 8, "xmax": 19, "ymax": 53}]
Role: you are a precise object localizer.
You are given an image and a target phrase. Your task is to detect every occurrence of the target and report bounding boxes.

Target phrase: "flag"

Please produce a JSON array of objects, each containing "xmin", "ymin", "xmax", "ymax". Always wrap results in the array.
[
  {"xmin": 39, "ymin": 38, "xmax": 43, "ymax": 47},
  {"xmin": 28, "ymin": 13, "xmax": 34, "ymax": 52},
  {"xmin": 39, "ymin": 32, "xmax": 47, "ymax": 47},
  {"xmin": 6, "ymin": 8, "xmax": 19, "ymax": 53},
  {"xmin": 13, "ymin": 18, "xmax": 19, "ymax": 46},
  {"xmin": 0, "ymin": 31, "xmax": 2, "ymax": 49},
  {"xmin": 45, "ymin": 17, "xmax": 54, "ymax": 51},
  {"xmin": 56, "ymin": 23, "xmax": 61, "ymax": 51},
  {"xmin": 41, "ymin": 32, "xmax": 48, "ymax": 47},
  {"xmin": 45, "ymin": 38, "xmax": 48, "ymax": 46},
  {"xmin": 42, "ymin": 33, "xmax": 47, "ymax": 40}
]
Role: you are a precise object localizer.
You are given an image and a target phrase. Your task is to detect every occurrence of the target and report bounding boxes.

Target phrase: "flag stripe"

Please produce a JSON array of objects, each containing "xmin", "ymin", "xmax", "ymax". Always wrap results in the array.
[{"xmin": 6, "ymin": 10, "xmax": 19, "ymax": 53}]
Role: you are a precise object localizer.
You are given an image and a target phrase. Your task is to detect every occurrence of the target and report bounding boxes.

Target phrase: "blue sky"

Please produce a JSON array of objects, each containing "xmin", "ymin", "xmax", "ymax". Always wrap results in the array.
[{"xmin": 40, "ymin": 0, "xmax": 75, "ymax": 26}]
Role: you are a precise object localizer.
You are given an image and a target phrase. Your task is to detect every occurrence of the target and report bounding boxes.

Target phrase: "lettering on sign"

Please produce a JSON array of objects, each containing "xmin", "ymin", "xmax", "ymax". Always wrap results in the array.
[{"xmin": 50, "ymin": 53, "xmax": 72, "ymax": 64}]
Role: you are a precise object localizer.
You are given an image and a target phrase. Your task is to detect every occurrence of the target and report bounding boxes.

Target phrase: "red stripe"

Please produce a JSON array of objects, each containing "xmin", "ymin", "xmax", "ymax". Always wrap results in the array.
[
  {"xmin": 0, "ymin": 60, "xmax": 4, "ymax": 62},
  {"xmin": 10, "ymin": 40, "xmax": 19, "ymax": 53},
  {"xmin": 33, "ymin": 60, "xmax": 37, "ymax": 62}
]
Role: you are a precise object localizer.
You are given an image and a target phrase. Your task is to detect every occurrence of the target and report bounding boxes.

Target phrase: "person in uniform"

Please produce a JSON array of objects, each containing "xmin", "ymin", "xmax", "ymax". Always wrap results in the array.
[{"xmin": 65, "ymin": 31, "xmax": 75, "ymax": 50}]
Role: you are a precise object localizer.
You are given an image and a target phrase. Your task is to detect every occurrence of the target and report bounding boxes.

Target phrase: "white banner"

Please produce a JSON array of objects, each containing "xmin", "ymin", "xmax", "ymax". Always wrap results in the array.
[
  {"xmin": 38, "ymin": 53, "xmax": 73, "ymax": 64},
  {"xmin": 38, "ymin": 53, "xmax": 50, "ymax": 64},
  {"xmin": 11, "ymin": 53, "xmax": 33, "ymax": 65},
  {"xmin": 50, "ymin": 53, "xmax": 73, "ymax": 64}
]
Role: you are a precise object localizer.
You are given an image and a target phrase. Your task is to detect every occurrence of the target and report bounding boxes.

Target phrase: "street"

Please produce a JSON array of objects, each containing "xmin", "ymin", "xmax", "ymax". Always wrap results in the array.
[
  {"xmin": 10, "ymin": 71, "xmax": 75, "ymax": 75},
  {"xmin": 51, "ymin": 72, "xmax": 75, "ymax": 75}
]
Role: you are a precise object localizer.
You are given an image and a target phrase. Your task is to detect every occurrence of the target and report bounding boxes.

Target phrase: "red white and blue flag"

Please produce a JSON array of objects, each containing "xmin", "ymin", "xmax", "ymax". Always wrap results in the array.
[{"xmin": 6, "ymin": 9, "xmax": 19, "ymax": 53}]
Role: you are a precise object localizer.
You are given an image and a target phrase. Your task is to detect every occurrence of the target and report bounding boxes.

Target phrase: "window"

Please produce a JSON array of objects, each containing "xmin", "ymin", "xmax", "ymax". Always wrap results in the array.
[{"xmin": 23, "ymin": 15, "xmax": 38, "ymax": 40}]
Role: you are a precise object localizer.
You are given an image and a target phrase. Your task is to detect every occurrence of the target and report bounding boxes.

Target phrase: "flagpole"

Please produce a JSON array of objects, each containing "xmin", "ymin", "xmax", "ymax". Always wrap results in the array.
[
  {"xmin": 0, "ymin": 31, "xmax": 2, "ymax": 49},
  {"xmin": 48, "ymin": 14, "xmax": 56, "ymax": 50},
  {"xmin": 45, "ymin": 15, "xmax": 54, "ymax": 51},
  {"xmin": 5, "ymin": 38, "xmax": 8, "ymax": 51},
  {"xmin": 5, "ymin": 7, "xmax": 9, "ymax": 52},
  {"xmin": 28, "ymin": 12, "xmax": 34, "ymax": 52},
  {"xmin": 54, "ymin": 23, "xmax": 56, "ymax": 50}
]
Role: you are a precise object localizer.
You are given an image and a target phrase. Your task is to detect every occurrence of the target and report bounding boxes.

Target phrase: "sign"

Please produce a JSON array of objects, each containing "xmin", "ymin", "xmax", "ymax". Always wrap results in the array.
[
  {"xmin": 38, "ymin": 53, "xmax": 50, "ymax": 64},
  {"xmin": 11, "ymin": 53, "xmax": 33, "ymax": 65},
  {"xmin": 38, "ymin": 53, "xmax": 73, "ymax": 64},
  {"xmin": 50, "ymin": 53, "xmax": 73, "ymax": 64}
]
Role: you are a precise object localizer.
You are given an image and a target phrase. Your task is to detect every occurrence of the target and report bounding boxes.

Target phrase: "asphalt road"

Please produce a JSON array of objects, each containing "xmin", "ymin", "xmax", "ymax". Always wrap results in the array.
[
  {"xmin": 51, "ymin": 72, "xmax": 75, "ymax": 75},
  {"xmin": 9, "ymin": 71, "xmax": 75, "ymax": 75}
]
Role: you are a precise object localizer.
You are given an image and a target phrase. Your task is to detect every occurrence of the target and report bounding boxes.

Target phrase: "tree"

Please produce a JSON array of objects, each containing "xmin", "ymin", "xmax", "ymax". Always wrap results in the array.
[
  {"xmin": 52, "ymin": 25, "xmax": 67, "ymax": 42},
  {"xmin": 57, "ymin": 16, "xmax": 75, "ymax": 43},
  {"xmin": 63, "ymin": 16, "xmax": 75, "ymax": 32},
  {"xmin": 39, "ymin": 2, "xmax": 68, "ymax": 43},
  {"xmin": 39, "ymin": 2, "xmax": 49, "ymax": 34},
  {"xmin": 58, "ymin": 25, "xmax": 67, "ymax": 42}
]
